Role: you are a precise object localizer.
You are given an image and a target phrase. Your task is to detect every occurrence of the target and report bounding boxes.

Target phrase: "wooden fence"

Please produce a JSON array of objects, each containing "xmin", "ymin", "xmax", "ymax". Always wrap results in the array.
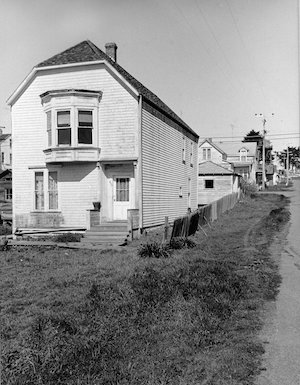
[{"xmin": 171, "ymin": 191, "xmax": 241, "ymax": 239}]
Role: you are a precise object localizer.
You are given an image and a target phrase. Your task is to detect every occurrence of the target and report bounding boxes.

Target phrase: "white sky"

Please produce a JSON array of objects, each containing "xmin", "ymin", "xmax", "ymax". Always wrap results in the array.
[{"xmin": 0, "ymin": 0, "xmax": 299, "ymax": 151}]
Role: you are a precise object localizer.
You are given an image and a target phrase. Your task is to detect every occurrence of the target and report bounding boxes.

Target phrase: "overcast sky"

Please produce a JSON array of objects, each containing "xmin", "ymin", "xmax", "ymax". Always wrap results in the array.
[{"xmin": 0, "ymin": 0, "xmax": 299, "ymax": 151}]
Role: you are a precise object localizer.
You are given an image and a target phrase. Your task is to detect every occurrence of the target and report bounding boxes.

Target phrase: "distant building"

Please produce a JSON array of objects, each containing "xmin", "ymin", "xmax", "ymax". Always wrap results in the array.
[{"xmin": 0, "ymin": 129, "xmax": 12, "ymax": 171}]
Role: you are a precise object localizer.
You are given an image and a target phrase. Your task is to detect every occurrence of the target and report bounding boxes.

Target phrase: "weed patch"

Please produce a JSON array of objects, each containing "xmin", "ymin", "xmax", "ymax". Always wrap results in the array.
[{"xmin": 1, "ymin": 193, "xmax": 290, "ymax": 384}]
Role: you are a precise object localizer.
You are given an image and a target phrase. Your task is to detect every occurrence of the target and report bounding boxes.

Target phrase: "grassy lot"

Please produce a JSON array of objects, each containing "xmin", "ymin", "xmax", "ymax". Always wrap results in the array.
[{"xmin": 0, "ymin": 193, "xmax": 290, "ymax": 385}]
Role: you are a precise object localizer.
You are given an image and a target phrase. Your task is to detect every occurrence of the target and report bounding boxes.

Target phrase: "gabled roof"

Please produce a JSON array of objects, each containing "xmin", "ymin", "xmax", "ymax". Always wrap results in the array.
[
  {"xmin": 214, "ymin": 141, "xmax": 257, "ymax": 156},
  {"xmin": 10, "ymin": 40, "xmax": 198, "ymax": 138},
  {"xmin": 0, "ymin": 169, "xmax": 12, "ymax": 179},
  {"xmin": 0, "ymin": 134, "xmax": 10, "ymax": 143},
  {"xmin": 198, "ymin": 138, "xmax": 226, "ymax": 155},
  {"xmin": 198, "ymin": 161, "xmax": 235, "ymax": 175}
]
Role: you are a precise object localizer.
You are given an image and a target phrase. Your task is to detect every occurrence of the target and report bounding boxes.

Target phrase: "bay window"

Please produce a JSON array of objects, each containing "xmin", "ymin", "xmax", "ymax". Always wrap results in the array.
[{"xmin": 41, "ymin": 89, "xmax": 102, "ymax": 153}]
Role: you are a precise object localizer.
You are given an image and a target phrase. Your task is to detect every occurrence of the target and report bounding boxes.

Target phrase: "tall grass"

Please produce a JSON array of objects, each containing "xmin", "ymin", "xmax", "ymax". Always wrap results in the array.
[{"xmin": 1, "ymin": 195, "xmax": 289, "ymax": 384}]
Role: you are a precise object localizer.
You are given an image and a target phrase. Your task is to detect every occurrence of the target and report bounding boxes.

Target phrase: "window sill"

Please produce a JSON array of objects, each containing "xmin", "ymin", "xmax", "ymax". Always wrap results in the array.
[
  {"xmin": 31, "ymin": 210, "xmax": 61, "ymax": 213},
  {"xmin": 44, "ymin": 146, "xmax": 101, "ymax": 163}
]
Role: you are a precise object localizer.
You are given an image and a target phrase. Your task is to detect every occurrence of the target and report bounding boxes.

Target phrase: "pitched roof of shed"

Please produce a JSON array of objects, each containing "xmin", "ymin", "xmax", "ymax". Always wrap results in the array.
[
  {"xmin": 198, "ymin": 161, "xmax": 235, "ymax": 175},
  {"xmin": 37, "ymin": 40, "xmax": 198, "ymax": 137}
]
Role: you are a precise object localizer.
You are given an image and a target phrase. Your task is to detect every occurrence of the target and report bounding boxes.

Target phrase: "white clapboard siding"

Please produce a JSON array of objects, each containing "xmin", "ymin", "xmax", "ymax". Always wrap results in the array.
[
  {"xmin": 198, "ymin": 175, "xmax": 233, "ymax": 205},
  {"xmin": 141, "ymin": 103, "xmax": 198, "ymax": 228},
  {"xmin": 11, "ymin": 64, "xmax": 138, "ymax": 228}
]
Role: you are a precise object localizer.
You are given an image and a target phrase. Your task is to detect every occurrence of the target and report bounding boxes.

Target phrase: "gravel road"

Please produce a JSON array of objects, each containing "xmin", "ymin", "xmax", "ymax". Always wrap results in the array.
[{"xmin": 256, "ymin": 178, "xmax": 300, "ymax": 385}]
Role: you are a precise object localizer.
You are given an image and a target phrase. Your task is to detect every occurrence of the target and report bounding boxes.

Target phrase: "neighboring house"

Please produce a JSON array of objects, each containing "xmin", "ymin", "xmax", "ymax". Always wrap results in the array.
[
  {"xmin": 0, "ymin": 169, "xmax": 12, "ymax": 224},
  {"xmin": 198, "ymin": 161, "xmax": 240, "ymax": 205},
  {"xmin": 215, "ymin": 141, "xmax": 258, "ymax": 181},
  {"xmin": 0, "ymin": 131, "xmax": 12, "ymax": 171},
  {"xmin": 7, "ymin": 40, "xmax": 199, "ymax": 235}
]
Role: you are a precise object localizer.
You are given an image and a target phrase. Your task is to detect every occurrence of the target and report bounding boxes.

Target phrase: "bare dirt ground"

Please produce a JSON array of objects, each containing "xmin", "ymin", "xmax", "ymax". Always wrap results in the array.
[{"xmin": 255, "ymin": 178, "xmax": 300, "ymax": 385}]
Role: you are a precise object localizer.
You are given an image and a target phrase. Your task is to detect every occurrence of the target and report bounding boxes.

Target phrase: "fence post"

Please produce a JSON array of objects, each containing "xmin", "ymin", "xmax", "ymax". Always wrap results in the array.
[{"xmin": 162, "ymin": 216, "xmax": 169, "ymax": 243}]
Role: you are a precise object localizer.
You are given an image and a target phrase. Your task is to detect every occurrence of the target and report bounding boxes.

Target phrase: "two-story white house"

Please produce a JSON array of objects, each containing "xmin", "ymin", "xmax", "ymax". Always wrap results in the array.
[{"xmin": 7, "ymin": 40, "xmax": 199, "ymax": 238}]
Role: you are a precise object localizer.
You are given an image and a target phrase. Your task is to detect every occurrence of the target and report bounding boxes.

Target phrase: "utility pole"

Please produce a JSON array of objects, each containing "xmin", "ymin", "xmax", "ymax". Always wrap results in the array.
[
  {"xmin": 262, "ymin": 118, "xmax": 266, "ymax": 190},
  {"xmin": 286, "ymin": 146, "xmax": 289, "ymax": 186},
  {"xmin": 254, "ymin": 113, "xmax": 274, "ymax": 191}
]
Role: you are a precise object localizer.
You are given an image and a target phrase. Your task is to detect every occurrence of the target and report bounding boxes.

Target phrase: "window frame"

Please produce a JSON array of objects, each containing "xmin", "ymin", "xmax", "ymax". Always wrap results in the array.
[
  {"xmin": 56, "ymin": 110, "xmax": 71, "ymax": 146},
  {"xmin": 77, "ymin": 109, "xmax": 93, "ymax": 145},
  {"xmin": 205, "ymin": 179, "xmax": 214, "ymax": 189},
  {"xmin": 240, "ymin": 149, "xmax": 248, "ymax": 162},
  {"xmin": 33, "ymin": 169, "xmax": 59, "ymax": 212},
  {"xmin": 5, "ymin": 188, "xmax": 12, "ymax": 201},
  {"xmin": 182, "ymin": 136, "xmax": 186, "ymax": 164},
  {"xmin": 203, "ymin": 148, "xmax": 211, "ymax": 161}
]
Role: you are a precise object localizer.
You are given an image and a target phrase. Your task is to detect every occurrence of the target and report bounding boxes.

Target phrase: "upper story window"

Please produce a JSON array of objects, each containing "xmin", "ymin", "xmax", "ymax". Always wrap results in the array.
[
  {"xmin": 57, "ymin": 110, "xmax": 71, "ymax": 145},
  {"xmin": 240, "ymin": 149, "xmax": 247, "ymax": 162},
  {"xmin": 40, "ymin": 89, "xmax": 102, "ymax": 149},
  {"xmin": 190, "ymin": 141, "xmax": 193, "ymax": 166},
  {"xmin": 202, "ymin": 148, "xmax": 211, "ymax": 160},
  {"xmin": 78, "ymin": 110, "xmax": 93, "ymax": 144},
  {"xmin": 182, "ymin": 137, "xmax": 186, "ymax": 164}
]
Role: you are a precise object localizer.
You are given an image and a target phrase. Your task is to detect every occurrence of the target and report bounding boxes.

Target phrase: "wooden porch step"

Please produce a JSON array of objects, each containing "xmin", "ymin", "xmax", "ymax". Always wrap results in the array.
[{"xmin": 82, "ymin": 220, "xmax": 129, "ymax": 245}]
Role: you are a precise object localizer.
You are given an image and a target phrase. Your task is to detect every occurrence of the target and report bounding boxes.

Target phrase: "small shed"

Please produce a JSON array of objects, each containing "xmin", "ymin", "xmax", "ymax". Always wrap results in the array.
[{"xmin": 198, "ymin": 161, "xmax": 240, "ymax": 205}]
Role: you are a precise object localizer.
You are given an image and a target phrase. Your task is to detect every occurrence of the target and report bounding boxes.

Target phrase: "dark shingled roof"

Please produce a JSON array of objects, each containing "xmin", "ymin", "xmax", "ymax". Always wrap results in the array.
[{"xmin": 37, "ymin": 40, "xmax": 198, "ymax": 137}]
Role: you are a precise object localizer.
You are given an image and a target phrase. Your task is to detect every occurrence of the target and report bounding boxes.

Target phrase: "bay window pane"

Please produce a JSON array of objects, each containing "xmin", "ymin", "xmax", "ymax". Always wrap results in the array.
[
  {"xmin": 57, "ymin": 111, "xmax": 70, "ymax": 127},
  {"xmin": 78, "ymin": 128, "xmax": 92, "ymax": 144},
  {"xmin": 78, "ymin": 110, "xmax": 93, "ymax": 127},
  {"xmin": 78, "ymin": 110, "xmax": 93, "ymax": 144},
  {"xmin": 58, "ymin": 128, "xmax": 71, "ymax": 145}
]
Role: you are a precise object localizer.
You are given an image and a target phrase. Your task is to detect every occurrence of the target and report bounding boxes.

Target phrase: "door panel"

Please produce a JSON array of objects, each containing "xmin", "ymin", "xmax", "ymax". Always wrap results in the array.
[{"xmin": 113, "ymin": 177, "xmax": 130, "ymax": 220}]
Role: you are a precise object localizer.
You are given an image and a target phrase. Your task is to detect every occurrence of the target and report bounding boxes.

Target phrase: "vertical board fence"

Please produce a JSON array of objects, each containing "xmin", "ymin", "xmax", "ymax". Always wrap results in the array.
[{"xmin": 171, "ymin": 191, "xmax": 241, "ymax": 239}]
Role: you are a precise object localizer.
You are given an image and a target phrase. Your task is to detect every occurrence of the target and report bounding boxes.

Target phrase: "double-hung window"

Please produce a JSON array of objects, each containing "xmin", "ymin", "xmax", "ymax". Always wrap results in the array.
[
  {"xmin": 46, "ymin": 111, "xmax": 52, "ymax": 147},
  {"xmin": 182, "ymin": 137, "xmax": 186, "ymax": 164},
  {"xmin": 203, "ymin": 148, "xmax": 211, "ymax": 160},
  {"xmin": 48, "ymin": 172, "xmax": 58, "ymax": 210},
  {"xmin": 240, "ymin": 149, "xmax": 247, "ymax": 162},
  {"xmin": 5, "ymin": 188, "xmax": 12, "ymax": 201},
  {"xmin": 57, "ymin": 110, "xmax": 71, "ymax": 146},
  {"xmin": 78, "ymin": 110, "xmax": 93, "ymax": 144},
  {"xmin": 34, "ymin": 171, "xmax": 58, "ymax": 211},
  {"xmin": 35, "ymin": 172, "xmax": 44, "ymax": 210},
  {"xmin": 190, "ymin": 141, "xmax": 193, "ymax": 166}
]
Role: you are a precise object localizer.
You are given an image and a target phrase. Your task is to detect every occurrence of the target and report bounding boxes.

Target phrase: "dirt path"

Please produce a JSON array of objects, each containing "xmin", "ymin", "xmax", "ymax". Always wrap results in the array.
[{"xmin": 256, "ymin": 179, "xmax": 300, "ymax": 385}]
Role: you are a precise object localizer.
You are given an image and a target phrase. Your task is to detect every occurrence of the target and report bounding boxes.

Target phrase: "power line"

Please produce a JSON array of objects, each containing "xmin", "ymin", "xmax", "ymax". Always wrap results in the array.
[
  {"xmin": 224, "ymin": 0, "xmax": 268, "ymax": 106},
  {"xmin": 170, "ymin": 0, "xmax": 257, "ymax": 112},
  {"xmin": 199, "ymin": 132, "xmax": 300, "ymax": 139},
  {"xmin": 193, "ymin": 0, "xmax": 256, "ymax": 111}
]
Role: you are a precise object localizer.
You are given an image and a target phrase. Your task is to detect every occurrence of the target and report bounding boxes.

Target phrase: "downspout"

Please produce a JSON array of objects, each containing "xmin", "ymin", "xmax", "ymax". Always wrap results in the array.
[{"xmin": 138, "ymin": 95, "xmax": 143, "ymax": 233}]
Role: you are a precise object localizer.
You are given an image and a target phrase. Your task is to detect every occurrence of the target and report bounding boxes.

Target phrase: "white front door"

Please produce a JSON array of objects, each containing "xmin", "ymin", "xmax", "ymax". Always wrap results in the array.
[{"xmin": 113, "ymin": 177, "xmax": 130, "ymax": 220}]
